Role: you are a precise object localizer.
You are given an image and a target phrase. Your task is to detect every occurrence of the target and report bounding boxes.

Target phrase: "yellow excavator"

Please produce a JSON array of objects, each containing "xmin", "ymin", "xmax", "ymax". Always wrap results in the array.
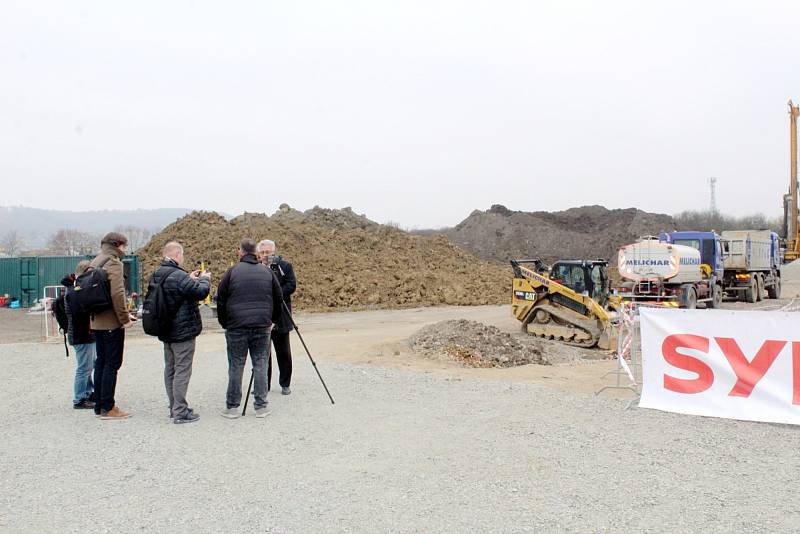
[{"xmin": 511, "ymin": 259, "xmax": 620, "ymax": 350}]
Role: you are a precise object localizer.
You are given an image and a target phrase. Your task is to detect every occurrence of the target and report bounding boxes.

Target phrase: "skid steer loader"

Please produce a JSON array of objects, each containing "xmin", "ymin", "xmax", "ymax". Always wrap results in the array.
[{"xmin": 511, "ymin": 259, "xmax": 620, "ymax": 350}]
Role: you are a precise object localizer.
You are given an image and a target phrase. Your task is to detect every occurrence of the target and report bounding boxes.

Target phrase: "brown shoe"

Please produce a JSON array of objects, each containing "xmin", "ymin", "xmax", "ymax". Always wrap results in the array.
[{"xmin": 99, "ymin": 406, "xmax": 131, "ymax": 420}]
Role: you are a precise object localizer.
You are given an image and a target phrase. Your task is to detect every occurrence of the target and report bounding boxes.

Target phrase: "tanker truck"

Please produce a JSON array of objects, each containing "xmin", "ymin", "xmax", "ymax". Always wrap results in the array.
[{"xmin": 616, "ymin": 236, "xmax": 723, "ymax": 308}]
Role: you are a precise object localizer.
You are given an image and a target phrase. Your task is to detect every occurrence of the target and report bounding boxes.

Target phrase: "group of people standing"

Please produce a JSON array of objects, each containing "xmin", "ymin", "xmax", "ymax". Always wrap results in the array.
[{"xmin": 58, "ymin": 232, "xmax": 297, "ymax": 424}]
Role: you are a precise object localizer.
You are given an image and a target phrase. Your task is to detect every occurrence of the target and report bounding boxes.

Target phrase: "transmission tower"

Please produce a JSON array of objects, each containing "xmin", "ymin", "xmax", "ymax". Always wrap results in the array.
[{"xmin": 708, "ymin": 177, "xmax": 718, "ymax": 214}]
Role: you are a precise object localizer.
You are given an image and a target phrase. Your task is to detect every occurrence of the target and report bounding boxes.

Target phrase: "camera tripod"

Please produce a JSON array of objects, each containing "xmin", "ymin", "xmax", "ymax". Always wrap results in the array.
[{"xmin": 241, "ymin": 299, "xmax": 335, "ymax": 415}]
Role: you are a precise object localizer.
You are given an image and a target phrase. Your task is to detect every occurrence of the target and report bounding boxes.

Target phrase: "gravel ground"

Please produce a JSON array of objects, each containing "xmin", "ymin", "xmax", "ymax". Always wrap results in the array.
[{"xmin": 2, "ymin": 336, "xmax": 799, "ymax": 533}]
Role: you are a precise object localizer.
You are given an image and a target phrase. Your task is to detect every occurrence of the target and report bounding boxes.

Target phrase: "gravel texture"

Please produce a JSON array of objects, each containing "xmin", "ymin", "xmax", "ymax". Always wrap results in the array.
[{"xmin": 2, "ymin": 336, "xmax": 799, "ymax": 533}]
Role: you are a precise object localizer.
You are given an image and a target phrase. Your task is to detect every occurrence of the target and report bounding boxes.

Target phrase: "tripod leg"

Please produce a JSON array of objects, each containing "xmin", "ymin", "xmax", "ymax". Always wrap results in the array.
[
  {"xmin": 242, "ymin": 368, "xmax": 254, "ymax": 416},
  {"xmin": 281, "ymin": 300, "xmax": 335, "ymax": 405}
]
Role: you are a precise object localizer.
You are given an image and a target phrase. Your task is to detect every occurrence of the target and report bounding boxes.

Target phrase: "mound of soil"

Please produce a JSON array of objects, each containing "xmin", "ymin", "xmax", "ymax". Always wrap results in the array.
[
  {"xmin": 139, "ymin": 205, "xmax": 510, "ymax": 311},
  {"xmin": 409, "ymin": 319, "xmax": 547, "ymax": 367},
  {"xmin": 435, "ymin": 204, "xmax": 676, "ymax": 264}
]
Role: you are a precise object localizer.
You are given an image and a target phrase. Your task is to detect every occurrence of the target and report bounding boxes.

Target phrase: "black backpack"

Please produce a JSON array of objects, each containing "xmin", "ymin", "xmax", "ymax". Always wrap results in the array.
[
  {"xmin": 53, "ymin": 293, "xmax": 69, "ymax": 332},
  {"xmin": 142, "ymin": 272, "xmax": 173, "ymax": 338},
  {"xmin": 71, "ymin": 257, "xmax": 113, "ymax": 314}
]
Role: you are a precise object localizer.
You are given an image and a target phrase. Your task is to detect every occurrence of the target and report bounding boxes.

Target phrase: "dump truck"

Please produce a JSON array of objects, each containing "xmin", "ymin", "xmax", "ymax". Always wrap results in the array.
[
  {"xmin": 617, "ymin": 236, "xmax": 723, "ymax": 308},
  {"xmin": 511, "ymin": 259, "xmax": 619, "ymax": 349},
  {"xmin": 660, "ymin": 230, "xmax": 782, "ymax": 302},
  {"xmin": 720, "ymin": 230, "xmax": 782, "ymax": 301}
]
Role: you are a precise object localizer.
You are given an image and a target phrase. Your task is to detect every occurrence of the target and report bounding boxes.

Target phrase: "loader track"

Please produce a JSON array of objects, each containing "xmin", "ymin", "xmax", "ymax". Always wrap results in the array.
[{"xmin": 522, "ymin": 303, "xmax": 601, "ymax": 348}]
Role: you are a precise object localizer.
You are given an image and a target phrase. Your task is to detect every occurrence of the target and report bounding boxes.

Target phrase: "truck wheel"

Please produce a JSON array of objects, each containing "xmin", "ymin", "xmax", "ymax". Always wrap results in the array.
[
  {"xmin": 755, "ymin": 275, "xmax": 764, "ymax": 302},
  {"xmin": 708, "ymin": 284, "xmax": 723, "ymax": 309},
  {"xmin": 767, "ymin": 277, "xmax": 782, "ymax": 299},
  {"xmin": 681, "ymin": 285, "xmax": 697, "ymax": 309},
  {"xmin": 744, "ymin": 278, "xmax": 757, "ymax": 303}
]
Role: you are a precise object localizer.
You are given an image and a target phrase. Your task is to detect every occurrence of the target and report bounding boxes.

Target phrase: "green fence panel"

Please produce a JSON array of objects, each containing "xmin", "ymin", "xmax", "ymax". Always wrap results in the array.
[{"xmin": 0, "ymin": 254, "xmax": 140, "ymax": 307}]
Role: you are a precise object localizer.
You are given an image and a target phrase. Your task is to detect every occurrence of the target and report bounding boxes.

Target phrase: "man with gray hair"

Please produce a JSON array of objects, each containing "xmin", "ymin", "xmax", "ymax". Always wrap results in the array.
[
  {"xmin": 146, "ymin": 241, "xmax": 211, "ymax": 424},
  {"xmin": 257, "ymin": 239, "xmax": 297, "ymax": 395}
]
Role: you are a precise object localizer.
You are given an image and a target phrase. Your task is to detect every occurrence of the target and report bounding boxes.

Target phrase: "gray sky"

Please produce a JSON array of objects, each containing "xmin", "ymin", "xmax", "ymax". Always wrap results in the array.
[{"xmin": 2, "ymin": 1, "xmax": 799, "ymax": 228}]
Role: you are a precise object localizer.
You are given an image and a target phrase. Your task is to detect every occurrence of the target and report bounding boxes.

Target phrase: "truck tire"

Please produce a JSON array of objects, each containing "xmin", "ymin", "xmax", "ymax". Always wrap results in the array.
[
  {"xmin": 767, "ymin": 277, "xmax": 781, "ymax": 299},
  {"xmin": 755, "ymin": 275, "xmax": 764, "ymax": 302},
  {"xmin": 708, "ymin": 284, "xmax": 723, "ymax": 309},
  {"xmin": 744, "ymin": 277, "xmax": 757, "ymax": 303},
  {"xmin": 680, "ymin": 285, "xmax": 697, "ymax": 309}
]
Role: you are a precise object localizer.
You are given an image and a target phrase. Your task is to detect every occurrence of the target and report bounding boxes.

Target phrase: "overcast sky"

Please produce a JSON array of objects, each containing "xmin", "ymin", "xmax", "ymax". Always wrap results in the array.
[{"xmin": 2, "ymin": 1, "xmax": 799, "ymax": 228}]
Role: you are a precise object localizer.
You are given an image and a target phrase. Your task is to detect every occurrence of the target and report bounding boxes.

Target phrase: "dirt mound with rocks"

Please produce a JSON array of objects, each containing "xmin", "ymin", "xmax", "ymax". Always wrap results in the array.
[
  {"xmin": 409, "ymin": 319, "xmax": 547, "ymax": 367},
  {"xmin": 139, "ymin": 205, "xmax": 510, "ymax": 311},
  {"xmin": 434, "ymin": 204, "xmax": 676, "ymax": 264}
]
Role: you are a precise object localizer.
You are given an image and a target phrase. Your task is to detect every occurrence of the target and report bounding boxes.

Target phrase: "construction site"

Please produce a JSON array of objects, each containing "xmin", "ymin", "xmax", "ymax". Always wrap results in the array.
[{"xmin": 3, "ymin": 3, "xmax": 800, "ymax": 529}]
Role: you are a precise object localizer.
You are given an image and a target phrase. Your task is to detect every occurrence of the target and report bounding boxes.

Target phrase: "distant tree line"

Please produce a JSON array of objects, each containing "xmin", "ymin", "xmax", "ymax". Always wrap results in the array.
[
  {"xmin": 673, "ymin": 210, "xmax": 783, "ymax": 235},
  {"xmin": 0, "ymin": 225, "xmax": 153, "ymax": 257}
]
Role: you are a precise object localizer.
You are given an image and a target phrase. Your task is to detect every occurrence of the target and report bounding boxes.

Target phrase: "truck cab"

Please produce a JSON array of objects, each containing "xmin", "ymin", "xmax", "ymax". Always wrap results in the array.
[{"xmin": 658, "ymin": 231, "xmax": 724, "ymax": 280}]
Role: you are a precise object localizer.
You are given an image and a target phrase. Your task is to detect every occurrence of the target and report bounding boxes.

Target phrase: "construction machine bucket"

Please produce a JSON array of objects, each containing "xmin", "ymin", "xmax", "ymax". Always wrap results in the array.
[{"xmin": 597, "ymin": 324, "xmax": 619, "ymax": 352}]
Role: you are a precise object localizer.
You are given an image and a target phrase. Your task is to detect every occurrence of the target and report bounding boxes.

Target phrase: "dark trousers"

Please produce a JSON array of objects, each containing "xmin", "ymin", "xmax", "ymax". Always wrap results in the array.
[
  {"xmin": 225, "ymin": 328, "xmax": 269, "ymax": 409},
  {"xmin": 268, "ymin": 331, "xmax": 292, "ymax": 389},
  {"xmin": 92, "ymin": 328, "xmax": 125, "ymax": 414}
]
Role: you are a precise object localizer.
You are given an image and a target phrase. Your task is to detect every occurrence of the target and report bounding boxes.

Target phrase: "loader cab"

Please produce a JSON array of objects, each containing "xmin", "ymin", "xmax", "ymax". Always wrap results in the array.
[
  {"xmin": 659, "ymin": 231, "xmax": 724, "ymax": 279},
  {"xmin": 549, "ymin": 260, "xmax": 610, "ymax": 305}
]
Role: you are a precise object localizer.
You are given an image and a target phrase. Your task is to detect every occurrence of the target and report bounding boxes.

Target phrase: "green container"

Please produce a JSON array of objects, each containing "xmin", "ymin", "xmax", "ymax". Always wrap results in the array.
[{"xmin": 0, "ymin": 255, "xmax": 141, "ymax": 308}]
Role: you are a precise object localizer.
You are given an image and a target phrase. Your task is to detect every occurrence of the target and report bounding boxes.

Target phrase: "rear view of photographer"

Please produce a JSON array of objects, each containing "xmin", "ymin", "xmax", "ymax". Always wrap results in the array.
[
  {"xmin": 90, "ymin": 232, "xmax": 137, "ymax": 420},
  {"xmin": 148, "ymin": 241, "xmax": 211, "ymax": 424},
  {"xmin": 216, "ymin": 238, "xmax": 283, "ymax": 419},
  {"xmin": 257, "ymin": 239, "xmax": 296, "ymax": 395}
]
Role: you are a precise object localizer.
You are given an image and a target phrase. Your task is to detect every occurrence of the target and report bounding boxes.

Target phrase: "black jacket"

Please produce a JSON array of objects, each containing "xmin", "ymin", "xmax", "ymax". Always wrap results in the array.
[
  {"xmin": 267, "ymin": 258, "xmax": 296, "ymax": 333},
  {"xmin": 148, "ymin": 259, "xmax": 211, "ymax": 343},
  {"xmin": 216, "ymin": 254, "xmax": 283, "ymax": 330},
  {"xmin": 62, "ymin": 276, "xmax": 94, "ymax": 346}
]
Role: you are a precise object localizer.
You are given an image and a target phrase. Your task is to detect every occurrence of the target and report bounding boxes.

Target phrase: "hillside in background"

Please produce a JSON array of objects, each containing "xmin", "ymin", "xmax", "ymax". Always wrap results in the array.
[{"xmin": 0, "ymin": 206, "xmax": 192, "ymax": 249}]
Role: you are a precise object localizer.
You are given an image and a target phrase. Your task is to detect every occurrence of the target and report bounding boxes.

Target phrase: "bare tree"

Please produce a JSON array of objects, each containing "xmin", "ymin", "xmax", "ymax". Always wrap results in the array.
[
  {"xmin": 47, "ymin": 229, "xmax": 98, "ymax": 256},
  {"xmin": 674, "ymin": 210, "xmax": 782, "ymax": 234},
  {"xmin": 0, "ymin": 229, "xmax": 25, "ymax": 257},
  {"xmin": 114, "ymin": 225, "xmax": 153, "ymax": 253}
]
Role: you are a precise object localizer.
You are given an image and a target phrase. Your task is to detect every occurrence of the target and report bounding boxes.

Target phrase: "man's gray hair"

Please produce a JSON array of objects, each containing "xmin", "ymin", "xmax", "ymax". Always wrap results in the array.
[
  {"xmin": 257, "ymin": 239, "xmax": 276, "ymax": 252},
  {"xmin": 163, "ymin": 241, "xmax": 184, "ymax": 258}
]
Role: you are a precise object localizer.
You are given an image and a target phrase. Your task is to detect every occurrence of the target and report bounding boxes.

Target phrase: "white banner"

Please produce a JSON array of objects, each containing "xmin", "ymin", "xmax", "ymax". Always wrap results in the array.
[{"xmin": 639, "ymin": 307, "xmax": 800, "ymax": 425}]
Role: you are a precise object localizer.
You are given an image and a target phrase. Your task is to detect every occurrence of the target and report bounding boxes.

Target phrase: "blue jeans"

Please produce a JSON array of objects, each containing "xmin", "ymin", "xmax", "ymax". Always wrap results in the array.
[
  {"xmin": 73, "ymin": 342, "xmax": 96, "ymax": 404},
  {"xmin": 225, "ymin": 328, "xmax": 270, "ymax": 409}
]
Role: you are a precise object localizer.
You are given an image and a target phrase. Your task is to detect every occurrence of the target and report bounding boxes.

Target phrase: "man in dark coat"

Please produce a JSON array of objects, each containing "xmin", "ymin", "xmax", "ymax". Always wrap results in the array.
[
  {"xmin": 216, "ymin": 238, "xmax": 283, "ymax": 419},
  {"xmin": 147, "ymin": 241, "xmax": 211, "ymax": 424},
  {"xmin": 257, "ymin": 239, "xmax": 297, "ymax": 395},
  {"xmin": 60, "ymin": 260, "xmax": 96, "ymax": 409}
]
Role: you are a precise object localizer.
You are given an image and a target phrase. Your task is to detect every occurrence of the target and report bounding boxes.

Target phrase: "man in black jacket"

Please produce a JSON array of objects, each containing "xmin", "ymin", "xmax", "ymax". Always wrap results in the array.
[
  {"xmin": 147, "ymin": 241, "xmax": 211, "ymax": 424},
  {"xmin": 61, "ymin": 261, "xmax": 96, "ymax": 409},
  {"xmin": 257, "ymin": 239, "xmax": 297, "ymax": 395},
  {"xmin": 216, "ymin": 238, "xmax": 282, "ymax": 419}
]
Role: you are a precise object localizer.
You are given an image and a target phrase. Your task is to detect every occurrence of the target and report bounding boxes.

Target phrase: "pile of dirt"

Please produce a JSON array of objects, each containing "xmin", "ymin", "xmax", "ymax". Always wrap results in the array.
[
  {"xmin": 139, "ymin": 205, "xmax": 510, "ymax": 311},
  {"xmin": 433, "ymin": 204, "xmax": 676, "ymax": 264},
  {"xmin": 409, "ymin": 319, "xmax": 547, "ymax": 367}
]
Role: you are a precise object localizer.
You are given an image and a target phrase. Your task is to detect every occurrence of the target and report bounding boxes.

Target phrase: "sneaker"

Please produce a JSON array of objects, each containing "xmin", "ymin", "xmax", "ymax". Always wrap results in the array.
[
  {"xmin": 254, "ymin": 406, "xmax": 271, "ymax": 418},
  {"xmin": 174, "ymin": 411, "xmax": 200, "ymax": 424},
  {"xmin": 220, "ymin": 408, "xmax": 240, "ymax": 419},
  {"xmin": 99, "ymin": 406, "xmax": 131, "ymax": 420},
  {"xmin": 281, "ymin": 387, "xmax": 291, "ymax": 396},
  {"xmin": 73, "ymin": 399, "xmax": 95, "ymax": 409}
]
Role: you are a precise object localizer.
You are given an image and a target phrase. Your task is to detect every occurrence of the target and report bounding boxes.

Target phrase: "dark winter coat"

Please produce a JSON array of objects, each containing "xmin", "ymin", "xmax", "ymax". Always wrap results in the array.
[
  {"xmin": 61, "ymin": 276, "xmax": 94, "ymax": 346},
  {"xmin": 216, "ymin": 254, "xmax": 283, "ymax": 331},
  {"xmin": 267, "ymin": 258, "xmax": 296, "ymax": 334},
  {"xmin": 148, "ymin": 258, "xmax": 211, "ymax": 343}
]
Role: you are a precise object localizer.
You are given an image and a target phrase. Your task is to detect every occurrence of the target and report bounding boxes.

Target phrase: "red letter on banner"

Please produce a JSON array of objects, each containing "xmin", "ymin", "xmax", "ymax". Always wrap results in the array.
[
  {"xmin": 794, "ymin": 343, "xmax": 800, "ymax": 405},
  {"xmin": 662, "ymin": 334, "xmax": 713, "ymax": 394},
  {"xmin": 715, "ymin": 338, "xmax": 787, "ymax": 398}
]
